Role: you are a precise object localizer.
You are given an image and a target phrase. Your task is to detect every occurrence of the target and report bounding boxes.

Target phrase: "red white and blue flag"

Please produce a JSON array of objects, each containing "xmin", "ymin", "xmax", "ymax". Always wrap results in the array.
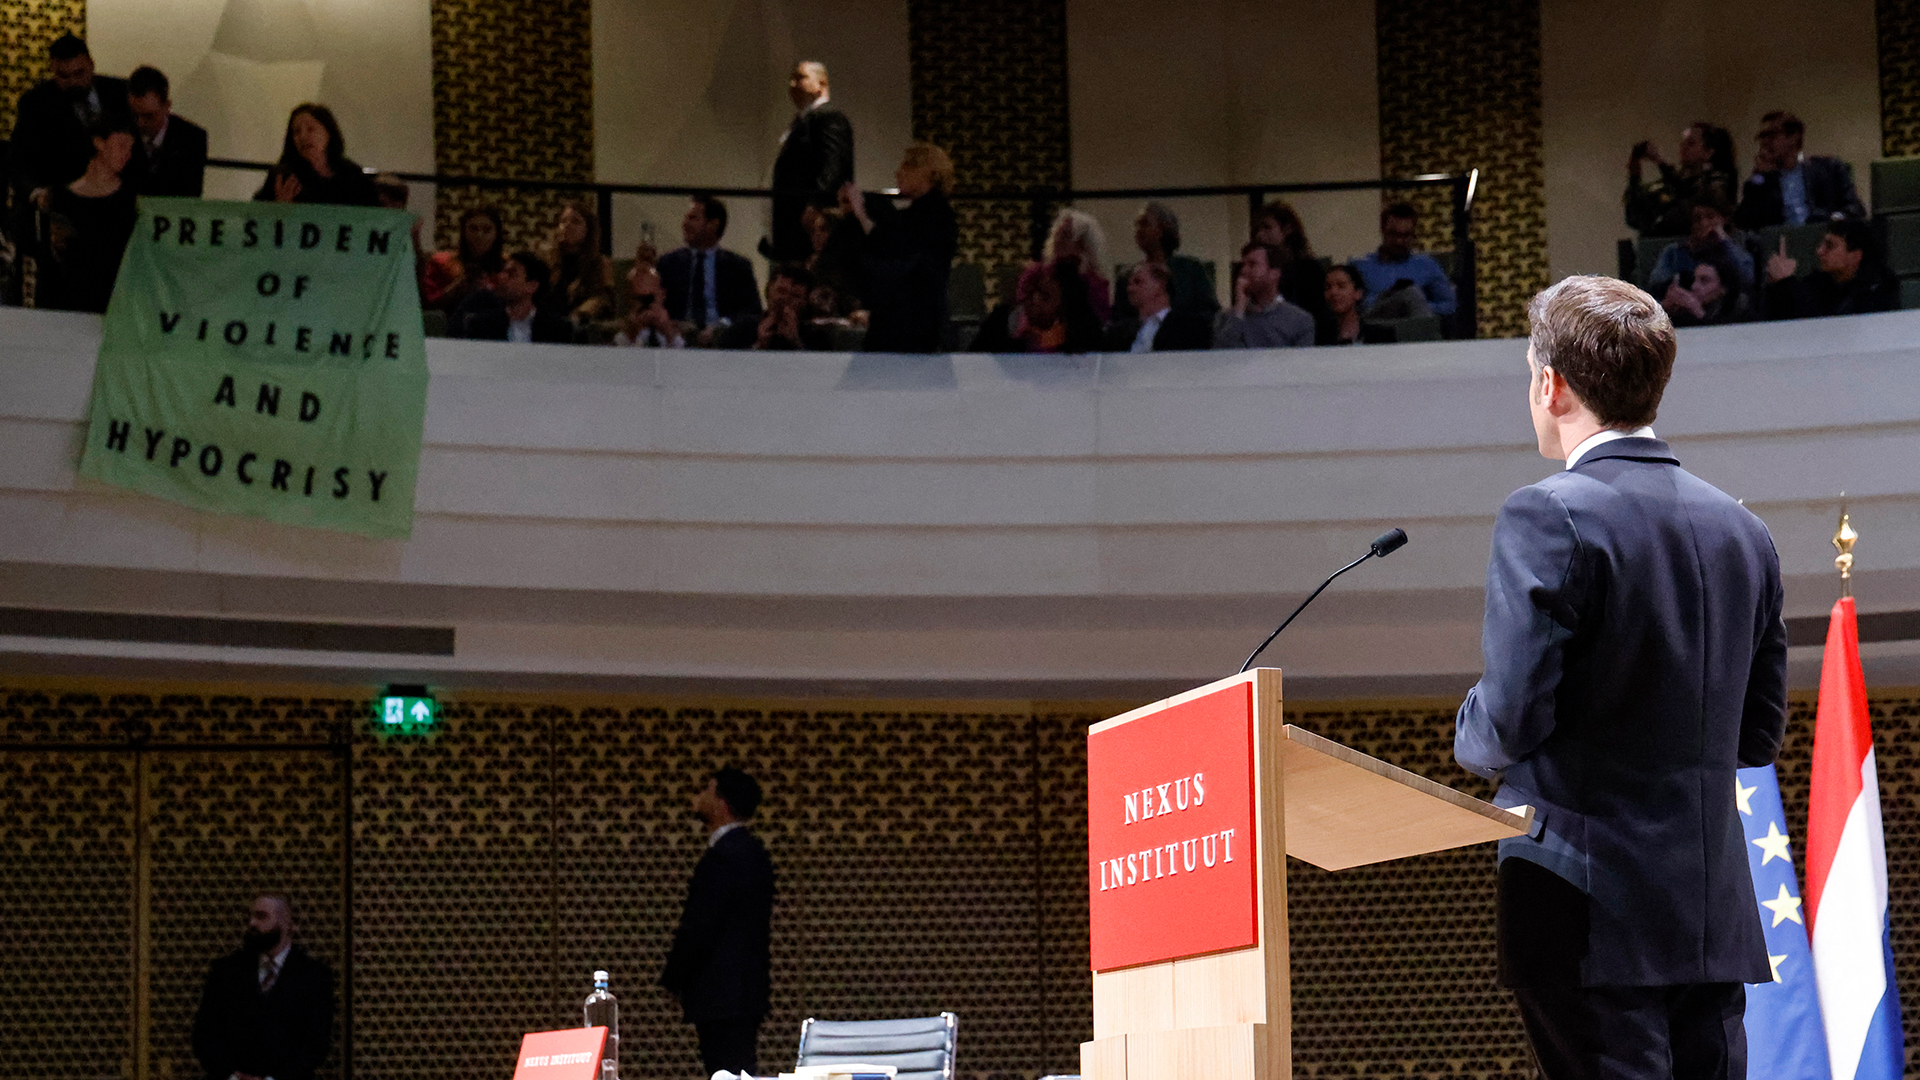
[{"xmin": 1806, "ymin": 596, "xmax": 1904, "ymax": 1080}]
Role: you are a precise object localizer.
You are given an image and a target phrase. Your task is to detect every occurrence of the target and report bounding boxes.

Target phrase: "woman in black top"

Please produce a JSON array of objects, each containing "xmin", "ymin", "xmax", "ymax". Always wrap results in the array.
[
  {"xmin": 1315, "ymin": 264, "xmax": 1367, "ymax": 346},
  {"xmin": 254, "ymin": 103, "xmax": 378, "ymax": 207},
  {"xmin": 45, "ymin": 115, "xmax": 139, "ymax": 313},
  {"xmin": 1252, "ymin": 200, "xmax": 1328, "ymax": 323},
  {"xmin": 840, "ymin": 142, "xmax": 958, "ymax": 353}
]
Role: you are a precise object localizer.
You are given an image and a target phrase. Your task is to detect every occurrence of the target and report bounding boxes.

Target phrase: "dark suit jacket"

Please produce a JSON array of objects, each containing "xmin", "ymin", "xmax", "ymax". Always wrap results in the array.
[
  {"xmin": 658, "ymin": 245, "xmax": 763, "ymax": 326},
  {"xmin": 858, "ymin": 190, "xmax": 957, "ymax": 353},
  {"xmin": 463, "ymin": 306, "xmax": 577, "ymax": 344},
  {"xmin": 129, "ymin": 115, "xmax": 208, "ymax": 197},
  {"xmin": 1111, "ymin": 255, "xmax": 1221, "ymax": 322},
  {"xmin": 660, "ymin": 827, "xmax": 776, "ymax": 1023},
  {"xmin": 1455, "ymin": 438, "xmax": 1788, "ymax": 988},
  {"xmin": 1103, "ymin": 309, "xmax": 1214, "ymax": 352},
  {"xmin": 1764, "ymin": 266, "xmax": 1898, "ymax": 320},
  {"xmin": 770, "ymin": 105, "xmax": 854, "ymax": 262},
  {"xmin": 9, "ymin": 76, "xmax": 131, "ymax": 204},
  {"xmin": 191, "ymin": 946, "xmax": 335, "ymax": 1080},
  {"xmin": 1734, "ymin": 154, "xmax": 1866, "ymax": 229}
]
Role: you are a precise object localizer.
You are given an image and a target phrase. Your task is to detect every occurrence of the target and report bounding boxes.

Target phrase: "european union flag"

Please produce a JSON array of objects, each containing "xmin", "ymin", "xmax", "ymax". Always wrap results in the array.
[{"xmin": 1739, "ymin": 763, "xmax": 1831, "ymax": 1078}]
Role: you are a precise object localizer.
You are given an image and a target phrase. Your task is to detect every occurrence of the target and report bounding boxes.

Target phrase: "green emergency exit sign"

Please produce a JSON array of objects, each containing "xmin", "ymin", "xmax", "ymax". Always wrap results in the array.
[{"xmin": 379, "ymin": 693, "xmax": 435, "ymax": 731}]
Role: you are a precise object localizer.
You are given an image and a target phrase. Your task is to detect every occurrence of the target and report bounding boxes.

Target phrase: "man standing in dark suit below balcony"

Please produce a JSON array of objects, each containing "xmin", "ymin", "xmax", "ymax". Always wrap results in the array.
[
  {"xmin": 659, "ymin": 194, "xmax": 763, "ymax": 345},
  {"xmin": 662, "ymin": 768, "xmax": 776, "ymax": 1078},
  {"xmin": 9, "ymin": 34, "xmax": 129, "ymax": 219},
  {"xmin": 191, "ymin": 894, "xmax": 336, "ymax": 1080},
  {"xmin": 1734, "ymin": 111, "xmax": 1865, "ymax": 229},
  {"xmin": 768, "ymin": 61, "xmax": 853, "ymax": 263},
  {"xmin": 125, "ymin": 65, "xmax": 207, "ymax": 198},
  {"xmin": 1455, "ymin": 276, "xmax": 1788, "ymax": 1080}
]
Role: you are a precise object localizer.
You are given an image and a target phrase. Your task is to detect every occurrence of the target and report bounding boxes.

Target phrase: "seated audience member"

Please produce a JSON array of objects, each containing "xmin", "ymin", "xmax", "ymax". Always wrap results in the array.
[
  {"xmin": 1043, "ymin": 208, "xmax": 1113, "ymax": 323},
  {"xmin": 614, "ymin": 263, "xmax": 685, "ymax": 348},
  {"xmin": 1762, "ymin": 219, "xmax": 1896, "ymax": 320},
  {"xmin": 659, "ymin": 194, "xmax": 762, "ymax": 344},
  {"xmin": 9, "ymin": 34, "xmax": 129, "ymax": 219},
  {"xmin": 1113, "ymin": 201, "xmax": 1220, "ymax": 322},
  {"xmin": 1660, "ymin": 256, "xmax": 1748, "ymax": 327},
  {"xmin": 1316, "ymin": 264, "xmax": 1371, "ymax": 345},
  {"xmin": 42, "ymin": 114, "xmax": 138, "ymax": 313},
  {"xmin": 1250, "ymin": 200, "xmax": 1327, "ymax": 320},
  {"xmin": 544, "ymin": 201, "xmax": 616, "ymax": 327},
  {"xmin": 463, "ymin": 252, "xmax": 575, "ymax": 343},
  {"xmin": 254, "ymin": 104, "xmax": 378, "ymax": 207},
  {"xmin": 1646, "ymin": 198, "xmax": 1754, "ymax": 296},
  {"xmin": 1214, "ymin": 242, "xmax": 1314, "ymax": 349},
  {"xmin": 1353, "ymin": 203, "xmax": 1456, "ymax": 317},
  {"xmin": 970, "ymin": 259, "xmax": 1102, "ymax": 354},
  {"xmin": 1625, "ymin": 122, "xmax": 1735, "ymax": 237},
  {"xmin": 803, "ymin": 204, "xmax": 863, "ymax": 316},
  {"xmin": 124, "ymin": 66, "xmax": 206, "ymax": 198},
  {"xmin": 841, "ymin": 142, "xmax": 959, "ymax": 353},
  {"xmin": 1105, "ymin": 262, "xmax": 1212, "ymax": 352},
  {"xmin": 719, "ymin": 264, "xmax": 832, "ymax": 351},
  {"xmin": 1735, "ymin": 111, "xmax": 1865, "ymax": 229},
  {"xmin": 424, "ymin": 206, "xmax": 506, "ymax": 314}
]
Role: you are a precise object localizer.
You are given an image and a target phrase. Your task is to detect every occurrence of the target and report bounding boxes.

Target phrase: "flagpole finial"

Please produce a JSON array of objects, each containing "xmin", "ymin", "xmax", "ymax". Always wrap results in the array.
[{"xmin": 1833, "ymin": 501, "xmax": 1858, "ymax": 597}]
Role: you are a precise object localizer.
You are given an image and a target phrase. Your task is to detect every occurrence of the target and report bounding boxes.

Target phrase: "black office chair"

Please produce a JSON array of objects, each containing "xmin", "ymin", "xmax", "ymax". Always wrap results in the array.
[{"xmin": 795, "ymin": 1012, "xmax": 957, "ymax": 1080}]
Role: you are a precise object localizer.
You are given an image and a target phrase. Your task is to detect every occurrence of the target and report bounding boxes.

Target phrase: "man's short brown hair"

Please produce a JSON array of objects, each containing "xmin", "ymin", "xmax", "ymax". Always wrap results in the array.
[{"xmin": 1526, "ymin": 276, "xmax": 1676, "ymax": 428}]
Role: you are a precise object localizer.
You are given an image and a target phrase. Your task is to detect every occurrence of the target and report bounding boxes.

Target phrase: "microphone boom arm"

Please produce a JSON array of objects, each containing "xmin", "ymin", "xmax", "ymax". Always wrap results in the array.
[{"xmin": 1238, "ymin": 551, "xmax": 1377, "ymax": 674}]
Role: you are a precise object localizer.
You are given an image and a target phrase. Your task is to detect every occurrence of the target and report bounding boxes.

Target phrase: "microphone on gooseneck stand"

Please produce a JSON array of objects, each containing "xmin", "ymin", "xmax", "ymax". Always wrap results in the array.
[{"xmin": 1237, "ymin": 528, "xmax": 1409, "ymax": 674}]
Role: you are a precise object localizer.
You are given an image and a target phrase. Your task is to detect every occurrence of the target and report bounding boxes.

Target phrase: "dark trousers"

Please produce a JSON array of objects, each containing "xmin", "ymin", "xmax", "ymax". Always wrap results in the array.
[
  {"xmin": 1511, "ymin": 981, "xmax": 1747, "ymax": 1080},
  {"xmin": 694, "ymin": 1017, "xmax": 760, "ymax": 1076}
]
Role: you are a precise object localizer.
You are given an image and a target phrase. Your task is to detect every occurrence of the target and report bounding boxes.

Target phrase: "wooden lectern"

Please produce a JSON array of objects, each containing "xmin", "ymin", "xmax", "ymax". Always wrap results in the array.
[{"xmin": 1080, "ymin": 668, "xmax": 1533, "ymax": 1080}]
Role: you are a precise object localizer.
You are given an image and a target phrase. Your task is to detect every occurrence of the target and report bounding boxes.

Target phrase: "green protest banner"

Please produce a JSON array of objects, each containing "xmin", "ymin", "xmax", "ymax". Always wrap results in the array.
[{"xmin": 78, "ymin": 197, "xmax": 429, "ymax": 538}]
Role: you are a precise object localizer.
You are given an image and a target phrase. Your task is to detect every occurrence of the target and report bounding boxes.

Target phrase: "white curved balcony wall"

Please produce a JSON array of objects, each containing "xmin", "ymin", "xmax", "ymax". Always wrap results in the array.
[{"xmin": 3, "ymin": 307, "xmax": 1918, "ymax": 698}]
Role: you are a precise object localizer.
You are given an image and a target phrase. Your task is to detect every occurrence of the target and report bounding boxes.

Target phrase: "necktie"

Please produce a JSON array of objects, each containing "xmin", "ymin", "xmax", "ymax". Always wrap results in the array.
[
  {"xmin": 259, "ymin": 955, "xmax": 280, "ymax": 994},
  {"xmin": 689, "ymin": 252, "xmax": 708, "ymax": 328}
]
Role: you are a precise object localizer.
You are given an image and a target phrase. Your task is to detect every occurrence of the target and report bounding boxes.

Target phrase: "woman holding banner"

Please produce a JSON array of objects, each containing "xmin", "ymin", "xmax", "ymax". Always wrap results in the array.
[{"xmin": 255, "ymin": 104, "xmax": 378, "ymax": 208}]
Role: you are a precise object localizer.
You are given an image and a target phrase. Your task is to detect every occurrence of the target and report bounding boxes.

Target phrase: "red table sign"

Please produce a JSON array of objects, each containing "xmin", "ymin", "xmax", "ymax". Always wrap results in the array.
[
  {"xmin": 511, "ymin": 1027, "xmax": 607, "ymax": 1080},
  {"xmin": 1087, "ymin": 682, "xmax": 1259, "ymax": 971}
]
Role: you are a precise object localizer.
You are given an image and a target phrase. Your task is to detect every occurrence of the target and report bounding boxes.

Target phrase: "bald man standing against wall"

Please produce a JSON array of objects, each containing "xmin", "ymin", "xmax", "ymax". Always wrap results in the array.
[{"xmin": 768, "ymin": 61, "xmax": 854, "ymax": 263}]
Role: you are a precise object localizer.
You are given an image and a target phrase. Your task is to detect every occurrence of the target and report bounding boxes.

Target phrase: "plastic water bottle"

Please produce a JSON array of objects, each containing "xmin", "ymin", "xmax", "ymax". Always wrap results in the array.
[{"xmin": 583, "ymin": 970, "xmax": 618, "ymax": 1080}]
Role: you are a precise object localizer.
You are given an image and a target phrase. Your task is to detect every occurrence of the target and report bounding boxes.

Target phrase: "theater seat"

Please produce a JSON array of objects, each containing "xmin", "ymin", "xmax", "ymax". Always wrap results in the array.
[
  {"xmin": 795, "ymin": 1012, "xmax": 957, "ymax": 1080},
  {"xmin": 1873, "ymin": 157, "xmax": 1920, "ymax": 215},
  {"xmin": 1362, "ymin": 314, "xmax": 1443, "ymax": 343}
]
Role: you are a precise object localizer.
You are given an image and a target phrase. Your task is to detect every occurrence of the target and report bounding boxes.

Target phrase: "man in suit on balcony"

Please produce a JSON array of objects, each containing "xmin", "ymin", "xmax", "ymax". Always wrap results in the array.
[
  {"xmin": 1455, "ymin": 276, "xmax": 1788, "ymax": 1080},
  {"xmin": 661, "ymin": 768, "xmax": 776, "ymax": 1078},
  {"xmin": 125, "ymin": 65, "xmax": 207, "ymax": 198},
  {"xmin": 768, "ymin": 61, "xmax": 853, "ymax": 264}
]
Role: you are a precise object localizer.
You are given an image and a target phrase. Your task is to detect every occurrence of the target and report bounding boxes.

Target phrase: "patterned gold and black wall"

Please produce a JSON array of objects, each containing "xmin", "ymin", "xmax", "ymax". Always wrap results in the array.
[
  {"xmin": 8, "ymin": 679, "xmax": 1920, "ymax": 1080},
  {"xmin": 1376, "ymin": 0, "xmax": 1548, "ymax": 339},
  {"xmin": 1, "ymin": 0, "xmax": 87, "ymax": 141},
  {"xmin": 428, "ymin": 0, "xmax": 593, "ymax": 255},
  {"xmin": 1881, "ymin": 0, "xmax": 1920, "ymax": 156},
  {"xmin": 906, "ymin": 0, "xmax": 1070, "ymax": 278}
]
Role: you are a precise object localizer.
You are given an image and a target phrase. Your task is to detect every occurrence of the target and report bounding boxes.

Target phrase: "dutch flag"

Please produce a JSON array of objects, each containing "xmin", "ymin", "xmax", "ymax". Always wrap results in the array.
[{"xmin": 1805, "ymin": 595, "xmax": 1904, "ymax": 1080}]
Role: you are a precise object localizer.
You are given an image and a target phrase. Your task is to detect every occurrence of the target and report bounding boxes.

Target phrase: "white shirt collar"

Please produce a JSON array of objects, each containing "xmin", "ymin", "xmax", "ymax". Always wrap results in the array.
[
  {"xmin": 1565, "ymin": 426, "xmax": 1656, "ymax": 470},
  {"xmin": 708, "ymin": 821, "xmax": 745, "ymax": 848}
]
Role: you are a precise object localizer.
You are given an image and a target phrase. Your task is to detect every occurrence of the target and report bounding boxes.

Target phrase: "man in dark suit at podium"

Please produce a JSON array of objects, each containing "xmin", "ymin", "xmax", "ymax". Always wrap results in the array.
[
  {"xmin": 1455, "ymin": 276, "xmax": 1788, "ymax": 1080},
  {"xmin": 191, "ymin": 894, "xmax": 336, "ymax": 1080},
  {"xmin": 661, "ymin": 768, "xmax": 776, "ymax": 1077}
]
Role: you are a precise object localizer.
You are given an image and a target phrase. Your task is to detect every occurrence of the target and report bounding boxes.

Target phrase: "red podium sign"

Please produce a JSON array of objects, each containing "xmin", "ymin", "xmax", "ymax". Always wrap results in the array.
[
  {"xmin": 510, "ymin": 1027, "xmax": 607, "ymax": 1080},
  {"xmin": 1087, "ymin": 682, "xmax": 1259, "ymax": 971}
]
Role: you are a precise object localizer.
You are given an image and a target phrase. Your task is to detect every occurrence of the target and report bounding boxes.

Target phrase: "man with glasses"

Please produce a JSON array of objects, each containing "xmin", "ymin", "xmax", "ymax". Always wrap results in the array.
[{"xmin": 1734, "ymin": 111, "xmax": 1864, "ymax": 229}]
